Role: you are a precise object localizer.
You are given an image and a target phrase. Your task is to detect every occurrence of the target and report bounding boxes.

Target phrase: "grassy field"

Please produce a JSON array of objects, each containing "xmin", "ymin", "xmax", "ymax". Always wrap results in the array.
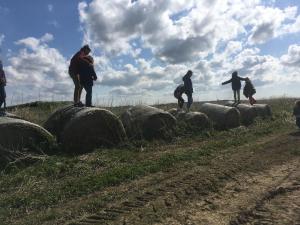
[{"xmin": 0, "ymin": 98, "xmax": 298, "ymax": 225}]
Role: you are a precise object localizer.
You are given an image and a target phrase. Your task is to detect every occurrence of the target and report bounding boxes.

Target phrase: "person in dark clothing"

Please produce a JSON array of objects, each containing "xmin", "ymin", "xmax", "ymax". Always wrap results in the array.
[
  {"xmin": 293, "ymin": 100, "xmax": 300, "ymax": 128},
  {"xmin": 174, "ymin": 84, "xmax": 185, "ymax": 109},
  {"xmin": 243, "ymin": 77, "xmax": 256, "ymax": 105},
  {"xmin": 69, "ymin": 45, "xmax": 91, "ymax": 106},
  {"xmin": 182, "ymin": 70, "xmax": 193, "ymax": 111},
  {"xmin": 222, "ymin": 71, "xmax": 246, "ymax": 104},
  {"xmin": 174, "ymin": 70, "xmax": 193, "ymax": 111},
  {"xmin": 0, "ymin": 60, "xmax": 6, "ymax": 112},
  {"xmin": 78, "ymin": 55, "xmax": 97, "ymax": 107}
]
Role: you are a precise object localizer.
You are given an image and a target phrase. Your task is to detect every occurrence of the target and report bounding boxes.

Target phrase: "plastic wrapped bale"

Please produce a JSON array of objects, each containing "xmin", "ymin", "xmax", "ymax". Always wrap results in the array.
[
  {"xmin": 61, "ymin": 108, "xmax": 127, "ymax": 153},
  {"xmin": 0, "ymin": 117, "xmax": 54, "ymax": 153},
  {"xmin": 224, "ymin": 102, "xmax": 257, "ymax": 126},
  {"xmin": 293, "ymin": 100, "xmax": 300, "ymax": 128},
  {"xmin": 167, "ymin": 108, "xmax": 211, "ymax": 130},
  {"xmin": 198, "ymin": 103, "xmax": 241, "ymax": 130},
  {"xmin": 44, "ymin": 105, "xmax": 87, "ymax": 141},
  {"xmin": 253, "ymin": 104, "xmax": 272, "ymax": 118},
  {"xmin": 121, "ymin": 105, "xmax": 177, "ymax": 140}
]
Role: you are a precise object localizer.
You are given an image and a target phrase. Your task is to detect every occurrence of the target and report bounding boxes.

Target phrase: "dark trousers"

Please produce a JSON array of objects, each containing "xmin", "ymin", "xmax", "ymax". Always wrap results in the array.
[
  {"xmin": 233, "ymin": 89, "xmax": 240, "ymax": 102},
  {"xmin": 0, "ymin": 85, "xmax": 6, "ymax": 108},
  {"xmin": 82, "ymin": 84, "xmax": 93, "ymax": 107},
  {"xmin": 296, "ymin": 117, "xmax": 300, "ymax": 128},
  {"xmin": 186, "ymin": 92, "xmax": 193, "ymax": 109}
]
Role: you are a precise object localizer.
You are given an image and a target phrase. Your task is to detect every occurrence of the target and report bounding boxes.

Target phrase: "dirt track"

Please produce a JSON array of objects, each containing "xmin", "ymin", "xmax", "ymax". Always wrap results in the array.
[{"xmin": 68, "ymin": 132, "xmax": 300, "ymax": 225}]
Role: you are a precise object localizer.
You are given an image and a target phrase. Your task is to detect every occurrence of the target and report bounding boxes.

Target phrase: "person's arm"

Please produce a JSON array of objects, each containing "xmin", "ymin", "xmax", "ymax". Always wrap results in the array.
[
  {"xmin": 239, "ymin": 76, "xmax": 247, "ymax": 81},
  {"xmin": 222, "ymin": 79, "xmax": 232, "ymax": 85}
]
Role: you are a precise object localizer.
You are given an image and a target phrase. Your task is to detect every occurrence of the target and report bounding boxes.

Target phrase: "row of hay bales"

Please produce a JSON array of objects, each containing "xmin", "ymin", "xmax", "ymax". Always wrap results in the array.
[{"xmin": 0, "ymin": 103, "xmax": 272, "ymax": 158}]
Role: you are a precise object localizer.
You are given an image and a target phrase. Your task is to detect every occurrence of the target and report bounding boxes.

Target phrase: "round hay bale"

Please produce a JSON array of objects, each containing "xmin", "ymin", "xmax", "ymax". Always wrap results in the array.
[
  {"xmin": 44, "ymin": 105, "xmax": 86, "ymax": 141},
  {"xmin": 224, "ymin": 102, "xmax": 257, "ymax": 126},
  {"xmin": 198, "ymin": 103, "xmax": 241, "ymax": 130},
  {"xmin": 167, "ymin": 108, "xmax": 211, "ymax": 130},
  {"xmin": 0, "ymin": 112, "xmax": 21, "ymax": 119},
  {"xmin": 253, "ymin": 104, "xmax": 272, "ymax": 118},
  {"xmin": 121, "ymin": 105, "xmax": 177, "ymax": 140},
  {"xmin": 61, "ymin": 108, "xmax": 127, "ymax": 153},
  {"xmin": 0, "ymin": 117, "xmax": 54, "ymax": 153}
]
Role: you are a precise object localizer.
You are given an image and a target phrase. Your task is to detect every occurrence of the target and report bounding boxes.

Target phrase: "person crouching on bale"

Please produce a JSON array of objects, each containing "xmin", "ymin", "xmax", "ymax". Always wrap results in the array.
[
  {"xmin": 78, "ymin": 55, "xmax": 97, "ymax": 107},
  {"xmin": 0, "ymin": 60, "xmax": 6, "ymax": 114},
  {"xmin": 174, "ymin": 70, "xmax": 194, "ymax": 112},
  {"xmin": 243, "ymin": 77, "xmax": 257, "ymax": 105},
  {"xmin": 222, "ymin": 71, "xmax": 246, "ymax": 105}
]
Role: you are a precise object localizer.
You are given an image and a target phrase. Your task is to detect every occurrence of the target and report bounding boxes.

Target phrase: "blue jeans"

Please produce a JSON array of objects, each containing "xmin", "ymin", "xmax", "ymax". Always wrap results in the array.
[
  {"xmin": 82, "ymin": 84, "xmax": 93, "ymax": 107},
  {"xmin": 0, "ymin": 85, "xmax": 6, "ymax": 108}
]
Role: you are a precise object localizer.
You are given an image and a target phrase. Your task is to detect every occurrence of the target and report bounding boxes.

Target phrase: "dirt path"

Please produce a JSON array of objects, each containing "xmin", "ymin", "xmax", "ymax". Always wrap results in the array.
[{"xmin": 67, "ymin": 132, "xmax": 300, "ymax": 225}]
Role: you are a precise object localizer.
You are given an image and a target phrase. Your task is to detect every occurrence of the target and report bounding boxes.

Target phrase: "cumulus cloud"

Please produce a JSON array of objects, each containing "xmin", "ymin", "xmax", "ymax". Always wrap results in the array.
[
  {"xmin": 281, "ymin": 44, "xmax": 300, "ymax": 67},
  {"xmin": 5, "ymin": 33, "xmax": 72, "ymax": 103}
]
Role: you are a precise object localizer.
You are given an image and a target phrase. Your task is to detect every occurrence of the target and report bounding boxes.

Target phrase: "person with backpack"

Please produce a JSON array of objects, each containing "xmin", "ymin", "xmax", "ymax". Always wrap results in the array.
[
  {"xmin": 0, "ymin": 60, "xmax": 6, "ymax": 113},
  {"xmin": 174, "ymin": 70, "xmax": 194, "ymax": 111},
  {"xmin": 243, "ymin": 77, "xmax": 257, "ymax": 105},
  {"xmin": 69, "ymin": 45, "xmax": 92, "ymax": 107},
  {"xmin": 222, "ymin": 71, "xmax": 247, "ymax": 104},
  {"xmin": 78, "ymin": 55, "xmax": 97, "ymax": 107}
]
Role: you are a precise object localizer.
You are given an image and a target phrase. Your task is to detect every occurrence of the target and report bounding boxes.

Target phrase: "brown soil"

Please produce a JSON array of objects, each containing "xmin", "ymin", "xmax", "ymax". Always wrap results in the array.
[{"xmin": 62, "ymin": 131, "xmax": 300, "ymax": 225}]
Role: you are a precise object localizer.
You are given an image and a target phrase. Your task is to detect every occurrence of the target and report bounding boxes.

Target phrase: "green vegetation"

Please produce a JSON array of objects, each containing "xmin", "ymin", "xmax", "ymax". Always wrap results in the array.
[{"xmin": 0, "ymin": 98, "xmax": 298, "ymax": 224}]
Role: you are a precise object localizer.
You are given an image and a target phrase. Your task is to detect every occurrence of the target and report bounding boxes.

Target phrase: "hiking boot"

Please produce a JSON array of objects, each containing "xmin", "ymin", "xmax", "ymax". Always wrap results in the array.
[{"xmin": 74, "ymin": 102, "xmax": 84, "ymax": 107}]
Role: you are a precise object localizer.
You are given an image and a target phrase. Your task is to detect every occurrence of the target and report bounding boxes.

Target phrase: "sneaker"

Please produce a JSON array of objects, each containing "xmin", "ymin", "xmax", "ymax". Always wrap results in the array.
[{"xmin": 74, "ymin": 101, "xmax": 84, "ymax": 107}]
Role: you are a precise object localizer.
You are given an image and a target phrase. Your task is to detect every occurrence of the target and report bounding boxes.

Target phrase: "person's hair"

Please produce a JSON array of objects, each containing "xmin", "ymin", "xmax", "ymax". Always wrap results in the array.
[
  {"xmin": 85, "ymin": 55, "xmax": 94, "ymax": 64},
  {"xmin": 186, "ymin": 70, "xmax": 193, "ymax": 76},
  {"xmin": 232, "ymin": 71, "xmax": 238, "ymax": 77},
  {"xmin": 81, "ymin": 44, "xmax": 91, "ymax": 53}
]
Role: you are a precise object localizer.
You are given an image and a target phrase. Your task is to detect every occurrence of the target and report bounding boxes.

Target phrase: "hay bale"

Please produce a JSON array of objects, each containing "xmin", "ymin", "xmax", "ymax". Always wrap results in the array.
[
  {"xmin": 253, "ymin": 104, "xmax": 272, "ymax": 118},
  {"xmin": 0, "ymin": 117, "xmax": 54, "ymax": 153},
  {"xmin": 198, "ymin": 103, "xmax": 240, "ymax": 129},
  {"xmin": 44, "ymin": 105, "xmax": 86, "ymax": 141},
  {"xmin": 224, "ymin": 102, "xmax": 257, "ymax": 125},
  {"xmin": 167, "ymin": 108, "xmax": 211, "ymax": 130},
  {"xmin": 61, "ymin": 108, "xmax": 127, "ymax": 153},
  {"xmin": 0, "ymin": 111, "xmax": 21, "ymax": 119},
  {"xmin": 121, "ymin": 105, "xmax": 177, "ymax": 140}
]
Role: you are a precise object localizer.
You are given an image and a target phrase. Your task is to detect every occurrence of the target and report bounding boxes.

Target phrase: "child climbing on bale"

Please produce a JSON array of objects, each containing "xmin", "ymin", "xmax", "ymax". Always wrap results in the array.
[
  {"xmin": 174, "ymin": 70, "xmax": 194, "ymax": 112},
  {"xmin": 78, "ymin": 55, "xmax": 97, "ymax": 107},
  {"xmin": 243, "ymin": 77, "xmax": 257, "ymax": 105},
  {"xmin": 222, "ymin": 71, "xmax": 247, "ymax": 105},
  {"xmin": 0, "ymin": 60, "xmax": 6, "ymax": 115},
  {"xmin": 293, "ymin": 100, "xmax": 300, "ymax": 128}
]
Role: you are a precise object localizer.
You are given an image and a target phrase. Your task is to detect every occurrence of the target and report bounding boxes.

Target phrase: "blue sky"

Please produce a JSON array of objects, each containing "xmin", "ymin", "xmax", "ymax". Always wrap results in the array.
[{"xmin": 0, "ymin": 0, "xmax": 300, "ymax": 105}]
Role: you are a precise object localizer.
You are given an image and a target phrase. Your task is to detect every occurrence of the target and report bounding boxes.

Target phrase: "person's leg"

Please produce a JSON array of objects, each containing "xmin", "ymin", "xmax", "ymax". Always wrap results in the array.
[
  {"xmin": 0, "ymin": 85, "xmax": 4, "ymax": 108},
  {"xmin": 72, "ymin": 75, "xmax": 82, "ymax": 104},
  {"xmin": 83, "ymin": 84, "xmax": 93, "ymax": 107},
  {"xmin": 187, "ymin": 93, "xmax": 193, "ymax": 111},
  {"xmin": 233, "ymin": 90, "xmax": 237, "ymax": 103},
  {"xmin": 178, "ymin": 96, "xmax": 184, "ymax": 109},
  {"xmin": 296, "ymin": 117, "xmax": 300, "ymax": 128},
  {"xmin": 237, "ymin": 89, "xmax": 240, "ymax": 103}
]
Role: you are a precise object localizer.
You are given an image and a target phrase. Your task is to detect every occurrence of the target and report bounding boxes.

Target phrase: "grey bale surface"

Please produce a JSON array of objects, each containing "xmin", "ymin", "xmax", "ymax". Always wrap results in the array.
[
  {"xmin": 225, "ymin": 101, "xmax": 257, "ymax": 125},
  {"xmin": 168, "ymin": 108, "xmax": 211, "ymax": 130},
  {"xmin": 0, "ymin": 117, "xmax": 54, "ymax": 153},
  {"xmin": 121, "ymin": 105, "xmax": 177, "ymax": 140},
  {"xmin": 44, "ymin": 105, "xmax": 127, "ymax": 153},
  {"xmin": 61, "ymin": 108, "xmax": 127, "ymax": 153},
  {"xmin": 198, "ymin": 103, "xmax": 241, "ymax": 130},
  {"xmin": 252, "ymin": 104, "xmax": 272, "ymax": 118}
]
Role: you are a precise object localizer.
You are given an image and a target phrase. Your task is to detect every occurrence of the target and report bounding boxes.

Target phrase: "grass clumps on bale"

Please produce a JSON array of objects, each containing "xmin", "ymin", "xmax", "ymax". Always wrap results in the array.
[
  {"xmin": 121, "ymin": 105, "xmax": 177, "ymax": 140},
  {"xmin": 0, "ymin": 117, "xmax": 55, "ymax": 153},
  {"xmin": 168, "ymin": 108, "xmax": 212, "ymax": 131},
  {"xmin": 61, "ymin": 108, "xmax": 127, "ymax": 153},
  {"xmin": 198, "ymin": 103, "xmax": 241, "ymax": 130},
  {"xmin": 253, "ymin": 104, "xmax": 272, "ymax": 118}
]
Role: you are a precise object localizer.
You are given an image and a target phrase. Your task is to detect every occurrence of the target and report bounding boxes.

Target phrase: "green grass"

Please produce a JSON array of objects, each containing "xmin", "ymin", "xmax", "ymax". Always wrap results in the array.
[{"xmin": 0, "ymin": 98, "xmax": 298, "ymax": 224}]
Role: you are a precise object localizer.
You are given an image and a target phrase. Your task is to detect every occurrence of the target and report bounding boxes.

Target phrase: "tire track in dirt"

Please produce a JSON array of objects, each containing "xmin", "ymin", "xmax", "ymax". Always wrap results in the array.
[{"xmin": 67, "ymin": 133, "xmax": 300, "ymax": 225}]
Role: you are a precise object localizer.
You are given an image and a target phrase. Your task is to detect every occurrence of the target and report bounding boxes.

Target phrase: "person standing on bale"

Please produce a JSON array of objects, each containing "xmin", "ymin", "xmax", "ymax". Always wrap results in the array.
[
  {"xmin": 78, "ymin": 55, "xmax": 97, "ymax": 107},
  {"xmin": 183, "ymin": 70, "xmax": 194, "ymax": 112},
  {"xmin": 222, "ymin": 71, "xmax": 247, "ymax": 105},
  {"xmin": 0, "ymin": 60, "xmax": 6, "ymax": 113},
  {"xmin": 243, "ymin": 77, "xmax": 257, "ymax": 105},
  {"xmin": 69, "ymin": 45, "xmax": 91, "ymax": 107}
]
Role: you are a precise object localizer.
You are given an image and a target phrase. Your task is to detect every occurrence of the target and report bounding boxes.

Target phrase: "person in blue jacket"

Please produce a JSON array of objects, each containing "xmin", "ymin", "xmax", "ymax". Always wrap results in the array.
[{"xmin": 222, "ymin": 71, "xmax": 247, "ymax": 104}]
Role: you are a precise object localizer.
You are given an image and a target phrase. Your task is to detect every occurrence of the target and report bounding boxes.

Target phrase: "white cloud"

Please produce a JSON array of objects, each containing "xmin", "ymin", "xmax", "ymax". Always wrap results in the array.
[
  {"xmin": 5, "ymin": 34, "xmax": 72, "ymax": 103},
  {"xmin": 0, "ymin": 34, "xmax": 4, "ymax": 46},
  {"xmin": 281, "ymin": 44, "xmax": 300, "ymax": 67},
  {"xmin": 48, "ymin": 4, "xmax": 53, "ymax": 12}
]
